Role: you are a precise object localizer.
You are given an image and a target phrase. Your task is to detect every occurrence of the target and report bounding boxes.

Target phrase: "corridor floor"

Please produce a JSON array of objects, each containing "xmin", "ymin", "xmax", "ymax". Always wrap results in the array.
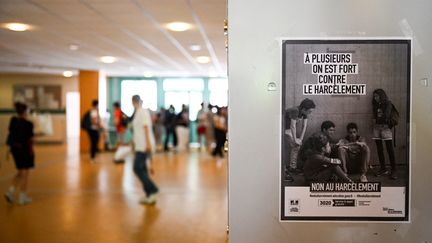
[{"xmin": 0, "ymin": 141, "xmax": 227, "ymax": 243}]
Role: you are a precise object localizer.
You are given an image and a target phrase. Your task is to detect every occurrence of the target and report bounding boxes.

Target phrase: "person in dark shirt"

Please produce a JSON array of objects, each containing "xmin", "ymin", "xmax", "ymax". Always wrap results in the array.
[
  {"xmin": 4, "ymin": 102, "xmax": 35, "ymax": 206},
  {"xmin": 163, "ymin": 105, "xmax": 178, "ymax": 151},
  {"xmin": 303, "ymin": 133, "xmax": 352, "ymax": 183},
  {"xmin": 372, "ymin": 89, "xmax": 397, "ymax": 179},
  {"xmin": 212, "ymin": 106, "xmax": 228, "ymax": 158},
  {"xmin": 321, "ymin": 121, "xmax": 338, "ymax": 158},
  {"xmin": 298, "ymin": 120, "xmax": 337, "ymax": 171}
]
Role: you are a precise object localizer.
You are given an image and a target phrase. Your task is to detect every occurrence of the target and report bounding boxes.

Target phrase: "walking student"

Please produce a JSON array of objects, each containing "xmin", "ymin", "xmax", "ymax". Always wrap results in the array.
[
  {"xmin": 131, "ymin": 95, "xmax": 158, "ymax": 205},
  {"xmin": 4, "ymin": 102, "xmax": 35, "ymax": 205}
]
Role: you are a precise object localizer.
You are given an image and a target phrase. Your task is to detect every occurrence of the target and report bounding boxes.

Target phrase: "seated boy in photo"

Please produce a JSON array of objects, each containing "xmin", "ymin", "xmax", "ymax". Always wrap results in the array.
[
  {"xmin": 303, "ymin": 133, "xmax": 353, "ymax": 183},
  {"xmin": 338, "ymin": 123, "xmax": 370, "ymax": 182}
]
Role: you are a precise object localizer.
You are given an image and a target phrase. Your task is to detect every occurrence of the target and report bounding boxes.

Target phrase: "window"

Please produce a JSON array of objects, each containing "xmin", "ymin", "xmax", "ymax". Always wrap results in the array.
[
  {"xmin": 163, "ymin": 78, "xmax": 204, "ymax": 92},
  {"xmin": 163, "ymin": 78, "xmax": 204, "ymax": 121},
  {"xmin": 121, "ymin": 80, "xmax": 157, "ymax": 116},
  {"xmin": 209, "ymin": 78, "xmax": 228, "ymax": 107}
]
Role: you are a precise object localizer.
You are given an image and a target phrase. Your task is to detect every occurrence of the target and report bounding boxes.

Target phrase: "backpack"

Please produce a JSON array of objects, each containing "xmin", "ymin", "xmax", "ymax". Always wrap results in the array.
[
  {"xmin": 387, "ymin": 103, "xmax": 399, "ymax": 128},
  {"xmin": 120, "ymin": 112, "xmax": 130, "ymax": 127},
  {"xmin": 81, "ymin": 111, "xmax": 91, "ymax": 130}
]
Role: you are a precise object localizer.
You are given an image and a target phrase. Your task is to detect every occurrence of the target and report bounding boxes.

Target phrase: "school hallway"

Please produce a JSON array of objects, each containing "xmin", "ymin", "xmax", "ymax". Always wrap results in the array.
[{"xmin": 0, "ymin": 140, "xmax": 227, "ymax": 243}]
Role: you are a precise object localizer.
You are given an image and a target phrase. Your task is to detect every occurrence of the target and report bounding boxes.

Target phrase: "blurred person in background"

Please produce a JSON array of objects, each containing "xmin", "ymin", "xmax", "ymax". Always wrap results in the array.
[
  {"xmin": 212, "ymin": 106, "xmax": 228, "ymax": 158},
  {"xmin": 163, "ymin": 105, "xmax": 178, "ymax": 151},
  {"xmin": 113, "ymin": 102, "xmax": 127, "ymax": 147},
  {"xmin": 176, "ymin": 104, "xmax": 190, "ymax": 151},
  {"xmin": 205, "ymin": 104, "xmax": 216, "ymax": 152},
  {"xmin": 196, "ymin": 102, "xmax": 209, "ymax": 151},
  {"xmin": 4, "ymin": 102, "xmax": 35, "ymax": 205},
  {"xmin": 153, "ymin": 107, "xmax": 166, "ymax": 151},
  {"xmin": 131, "ymin": 95, "xmax": 158, "ymax": 205},
  {"xmin": 81, "ymin": 100, "xmax": 103, "ymax": 163}
]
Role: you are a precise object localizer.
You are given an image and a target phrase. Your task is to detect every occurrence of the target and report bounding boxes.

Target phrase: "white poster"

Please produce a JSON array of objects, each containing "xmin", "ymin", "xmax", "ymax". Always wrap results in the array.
[{"xmin": 280, "ymin": 39, "xmax": 411, "ymax": 221}]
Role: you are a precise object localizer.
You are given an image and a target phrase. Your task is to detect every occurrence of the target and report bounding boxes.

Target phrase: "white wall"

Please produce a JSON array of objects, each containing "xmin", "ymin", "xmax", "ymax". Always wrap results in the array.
[{"xmin": 228, "ymin": 0, "xmax": 432, "ymax": 242}]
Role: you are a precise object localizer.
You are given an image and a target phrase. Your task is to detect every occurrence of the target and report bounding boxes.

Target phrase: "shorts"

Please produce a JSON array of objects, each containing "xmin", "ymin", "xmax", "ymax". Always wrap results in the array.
[
  {"xmin": 11, "ymin": 146, "xmax": 35, "ymax": 170},
  {"xmin": 373, "ymin": 124, "xmax": 392, "ymax": 140},
  {"xmin": 197, "ymin": 125, "xmax": 207, "ymax": 135}
]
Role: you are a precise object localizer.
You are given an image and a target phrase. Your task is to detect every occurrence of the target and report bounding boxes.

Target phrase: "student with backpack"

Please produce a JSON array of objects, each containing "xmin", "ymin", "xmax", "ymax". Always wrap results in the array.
[
  {"xmin": 372, "ymin": 89, "xmax": 399, "ymax": 180},
  {"xmin": 81, "ymin": 100, "xmax": 102, "ymax": 163},
  {"xmin": 4, "ymin": 102, "xmax": 35, "ymax": 205}
]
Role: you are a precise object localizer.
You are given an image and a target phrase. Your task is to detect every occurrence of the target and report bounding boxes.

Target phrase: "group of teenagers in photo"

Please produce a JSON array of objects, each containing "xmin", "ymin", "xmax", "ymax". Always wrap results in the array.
[{"xmin": 284, "ymin": 88, "xmax": 400, "ymax": 184}]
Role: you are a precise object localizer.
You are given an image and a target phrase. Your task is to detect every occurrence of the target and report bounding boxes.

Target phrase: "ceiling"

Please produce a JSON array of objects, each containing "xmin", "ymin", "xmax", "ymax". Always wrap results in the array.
[{"xmin": 0, "ymin": 0, "xmax": 227, "ymax": 77}]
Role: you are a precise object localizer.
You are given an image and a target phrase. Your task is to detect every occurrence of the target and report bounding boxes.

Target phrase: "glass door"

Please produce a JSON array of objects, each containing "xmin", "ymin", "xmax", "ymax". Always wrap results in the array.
[{"xmin": 163, "ymin": 78, "xmax": 204, "ymax": 121}]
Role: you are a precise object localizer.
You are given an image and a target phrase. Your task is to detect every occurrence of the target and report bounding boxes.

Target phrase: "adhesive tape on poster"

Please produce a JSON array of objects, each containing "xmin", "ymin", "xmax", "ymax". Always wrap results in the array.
[{"xmin": 399, "ymin": 19, "xmax": 424, "ymax": 56}]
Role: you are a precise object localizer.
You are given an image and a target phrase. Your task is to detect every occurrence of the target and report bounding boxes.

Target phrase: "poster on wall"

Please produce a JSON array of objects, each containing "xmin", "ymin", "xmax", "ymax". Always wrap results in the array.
[
  {"xmin": 280, "ymin": 39, "xmax": 411, "ymax": 221},
  {"xmin": 13, "ymin": 85, "xmax": 61, "ymax": 110}
]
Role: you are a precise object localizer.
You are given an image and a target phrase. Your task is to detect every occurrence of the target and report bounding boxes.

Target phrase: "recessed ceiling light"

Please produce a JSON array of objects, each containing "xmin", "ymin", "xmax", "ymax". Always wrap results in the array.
[
  {"xmin": 189, "ymin": 45, "xmax": 201, "ymax": 51},
  {"xmin": 143, "ymin": 72, "xmax": 154, "ymax": 78},
  {"xmin": 100, "ymin": 56, "xmax": 116, "ymax": 63},
  {"xmin": 166, "ymin": 22, "xmax": 192, "ymax": 32},
  {"xmin": 63, "ymin": 71, "xmax": 73, "ymax": 77},
  {"xmin": 4, "ymin": 23, "xmax": 30, "ymax": 32},
  {"xmin": 69, "ymin": 44, "xmax": 79, "ymax": 51},
  {"xmin": 196, "ymin": 56, "xmax": 211, "ymax": 64}
]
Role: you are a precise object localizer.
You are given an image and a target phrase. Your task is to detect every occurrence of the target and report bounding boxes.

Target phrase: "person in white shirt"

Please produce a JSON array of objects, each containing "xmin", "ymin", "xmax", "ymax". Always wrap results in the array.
[{"xmin": 131, "ymin": 95, "xmax": 158, "ymax": 205}]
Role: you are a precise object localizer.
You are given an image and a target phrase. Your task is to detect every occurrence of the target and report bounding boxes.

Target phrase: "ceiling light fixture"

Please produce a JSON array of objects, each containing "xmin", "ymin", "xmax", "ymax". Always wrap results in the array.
[
  {"xmin": 4, "ymin": 23, "xmax": 30, "ymax": 32},
  {"xmin": 166, "ymin": 22, "xmax": 192, "ymax": 32},
  {"xmin": 69, "ymin": 44, "xmax": 79, "ymax": 51},
  {"xmin": 196, "ymin": 56, "xmax": 211, "ymax": 64},
  {"xmin": 100, "ymin": 56, "xmax": 116, "ymax": 63},
  {"xmin": 63, "ymin": 71, "xmax": 73, "ymax": 77},
  {"xmin": 143, "ymin": 72, "xmax": 154, "ymax": 78},
  {"xmin": 189, "ymin": 45, "xmax": 201, "ymax": 51}
]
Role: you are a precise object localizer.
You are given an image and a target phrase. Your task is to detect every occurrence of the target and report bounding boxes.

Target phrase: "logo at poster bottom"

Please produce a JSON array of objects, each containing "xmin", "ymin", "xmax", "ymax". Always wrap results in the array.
[{"xmin": 289, "ymin": 199, "xmax": 300, "ymax": 213}]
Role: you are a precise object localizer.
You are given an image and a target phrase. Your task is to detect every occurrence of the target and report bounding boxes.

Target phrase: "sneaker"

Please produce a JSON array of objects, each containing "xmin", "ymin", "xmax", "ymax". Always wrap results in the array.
[
  {"xmin": 376, "ymin": 169, "xmax": 390, "ymax": 177},
  {"xmin": 359, "ymin": 174, "xmax": 368, "ymax": 182},
  {"xmin": 4, "ymin": 192, "xmax": 14, "ymax": 204},
  {"xmin": 18, "ymin": 195, "xmax": 32, "ymax": 206},
  {"xmin": 390, "ymin": 171, "xmax": 398, "ymax": 180},
  {"xmin": 284, "ymin": 173, "xmax": 294, "ymax": 182},
  {"xmin": 147, "ymin": 193, "xmax": 158, "ymax": 204},
  {"xmin": 139, "ymin": 193, "xmax": 158, "ymax": 205},
  {"xmin": 288, "ymin": 168, "xmax": 304, "ymax": 175}
]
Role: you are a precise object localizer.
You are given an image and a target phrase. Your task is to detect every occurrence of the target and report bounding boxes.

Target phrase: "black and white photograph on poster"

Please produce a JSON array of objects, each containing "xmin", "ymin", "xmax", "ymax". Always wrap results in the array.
[{"xmin": 280, "ymin": 39, "xmax": 411, "ymax": 221}]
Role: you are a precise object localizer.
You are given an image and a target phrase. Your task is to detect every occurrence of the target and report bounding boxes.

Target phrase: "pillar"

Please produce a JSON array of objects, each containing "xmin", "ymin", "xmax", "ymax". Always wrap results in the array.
[{"xmin": 79, "ymin": 70, "xmax": 99, "ymax": 153}]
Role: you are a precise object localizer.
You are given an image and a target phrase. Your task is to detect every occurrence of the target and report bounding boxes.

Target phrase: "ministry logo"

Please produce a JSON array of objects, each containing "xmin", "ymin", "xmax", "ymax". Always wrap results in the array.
[{"xmin": 289, "ymin": 199, "xmax": 300, "ymax": 213}]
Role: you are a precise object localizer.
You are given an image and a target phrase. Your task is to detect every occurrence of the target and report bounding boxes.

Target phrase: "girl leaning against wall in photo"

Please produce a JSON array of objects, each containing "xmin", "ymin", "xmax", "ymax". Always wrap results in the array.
[{"xmin": 372, "ymin": 88, "xmax": 398, "ymax": 180}]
